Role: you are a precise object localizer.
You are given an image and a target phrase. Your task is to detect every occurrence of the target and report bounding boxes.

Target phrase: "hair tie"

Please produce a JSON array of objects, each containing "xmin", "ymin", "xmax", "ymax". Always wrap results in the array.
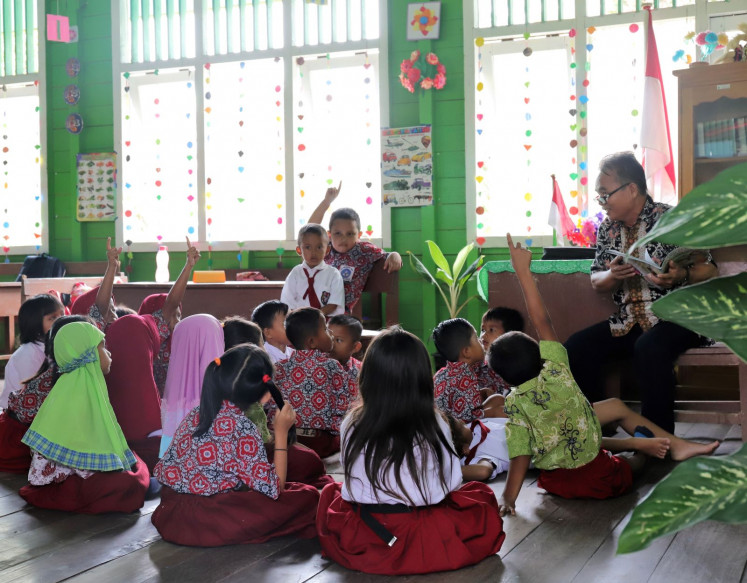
[
  {"xmin": 214, "ymin": 357, "xmax": 221, "ymax": 366},
  {"xmin": 262, "ymin": 374, "xmax": 271, "ymax": 384}
]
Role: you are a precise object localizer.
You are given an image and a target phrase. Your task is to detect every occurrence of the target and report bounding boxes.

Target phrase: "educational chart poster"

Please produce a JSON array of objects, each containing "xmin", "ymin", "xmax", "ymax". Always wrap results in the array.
[
  {"xmin": 380, "ymin": 125, "xmax": 433, "ymax": 207},
  {"xmin": 76, "ymin": 153, "xmax": 117, "ymax": 222}
]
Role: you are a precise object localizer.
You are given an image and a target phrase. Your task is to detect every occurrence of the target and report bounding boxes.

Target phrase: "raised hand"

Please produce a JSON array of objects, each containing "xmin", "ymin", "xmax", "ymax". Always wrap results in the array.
[
  {"xmin": 507, "ymin": 233, "xmax": 532, "ymax": 274},
  {"xmin": 324, "ymin": 180, "xmax": 342, "ymax": 205},
  {"xmin": 106, "ymin": 237, "xmax": 122, "ymax": 269},
  {"xmin": 185, "ymin": 236, "xmax": 200, "ymax": 268}
]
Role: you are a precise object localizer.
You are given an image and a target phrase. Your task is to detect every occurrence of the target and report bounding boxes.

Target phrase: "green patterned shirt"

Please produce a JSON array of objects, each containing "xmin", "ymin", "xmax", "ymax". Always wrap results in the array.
[{"xmin": 504, "ymin": 341, "xmax": 601, "ymax": 470}]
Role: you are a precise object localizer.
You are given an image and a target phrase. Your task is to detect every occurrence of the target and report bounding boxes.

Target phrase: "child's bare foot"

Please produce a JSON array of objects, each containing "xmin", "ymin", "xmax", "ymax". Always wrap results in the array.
[
  {"xmin": 670, "ymin": 438, "xmax": 719, "ymax": 461},
  {"xmin": 633, "ymin": 436, "xmax": 671, "ymax": 459}
]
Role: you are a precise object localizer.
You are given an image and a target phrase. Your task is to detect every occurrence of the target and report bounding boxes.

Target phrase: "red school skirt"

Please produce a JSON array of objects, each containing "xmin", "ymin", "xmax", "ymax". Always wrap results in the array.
[
  {"xmin": 0, "ymin": 411, "xmax": 32, "ymax": 474},
  {"xmin": 265, "ymin": 443, "xmax": 335, "ymax": 489},
  {"xmin": 19, "ymin": 454, "xmax": 150, "ymax": 514},
  {"xmin": 151, "ymin": 482, "xmax": 319, "ymax": 547},
  {"xmin": 538, "ymin": 449, "xmax": 633, "ymax": 500},
  {"xmin": 127, "ymin": 436, "xmax": 161, "ymax": 475},
  {"xmin": 297, "ymin": 429, "xmax": 340, "ymax": 459},
  {"xmin": 316, "ymin": 481, "xmax": 505, "ymax": 575}
]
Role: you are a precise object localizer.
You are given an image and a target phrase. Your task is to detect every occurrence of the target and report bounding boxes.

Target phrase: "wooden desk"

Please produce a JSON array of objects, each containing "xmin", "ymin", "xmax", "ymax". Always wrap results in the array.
[
  {"xmin": 0, "ymin": 282, "xmax": 22, "ymax": 359},
  {"xmin": 113, "ymin": 281, "xmax": 284, "ymax": 320}
]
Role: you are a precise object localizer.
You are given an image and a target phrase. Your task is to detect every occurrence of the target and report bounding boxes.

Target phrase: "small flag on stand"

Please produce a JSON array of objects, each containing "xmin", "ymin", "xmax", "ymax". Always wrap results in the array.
[{"xmin": 548, "ymin": 174, "xmax": 575, "ymax": 246}]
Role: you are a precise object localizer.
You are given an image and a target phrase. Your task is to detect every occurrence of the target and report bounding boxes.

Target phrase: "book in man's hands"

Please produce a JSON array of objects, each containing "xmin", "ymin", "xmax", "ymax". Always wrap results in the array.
[{"xmin": 607, "ymin": 248, "xmax": 707, "ymax": 277}]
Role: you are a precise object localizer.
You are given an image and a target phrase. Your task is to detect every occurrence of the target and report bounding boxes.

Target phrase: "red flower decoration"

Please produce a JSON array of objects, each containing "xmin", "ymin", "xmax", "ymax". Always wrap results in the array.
[{"xmin": 399, "ymin": 51, "xmax": 447, "ymax": 93}]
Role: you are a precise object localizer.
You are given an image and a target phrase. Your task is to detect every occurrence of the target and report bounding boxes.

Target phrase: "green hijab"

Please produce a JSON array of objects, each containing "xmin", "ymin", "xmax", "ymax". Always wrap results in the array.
[{"xmin": 22, "ymin": 321, "xmax": 137, "ymax": 472}]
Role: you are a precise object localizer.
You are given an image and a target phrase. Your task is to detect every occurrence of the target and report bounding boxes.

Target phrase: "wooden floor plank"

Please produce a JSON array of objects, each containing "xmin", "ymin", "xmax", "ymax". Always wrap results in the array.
[{"xmin": 217, "ymin": 538, "xmax": 331, "ymax": 583}]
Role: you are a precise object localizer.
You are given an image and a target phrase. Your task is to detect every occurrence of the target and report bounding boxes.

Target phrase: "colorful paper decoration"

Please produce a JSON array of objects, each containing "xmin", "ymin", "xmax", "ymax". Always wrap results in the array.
[
  {"xmin": 65, "ymin": 113, "xmax": 83, "ymax": 134},
  {"xmin": 76, "ymin": 153, "xmax": 117, "ymax": 222},
  {"xmin": 66, "ymin": 58, "xmax": 80, "ymax": 77},
  {"xmin": 64, "ymin": 85, "xmax": 80, "ymax": 105},
  {"xmin": 47, "ymin": 14, "xmax": 70, "ymax": 42},
  {"xmin": 407, "ymin": 2, "xmax": 441, "ymax": 41},
  {"xmin": 381, "ymin": 125, "xmax": 433, "ymax": 207}
]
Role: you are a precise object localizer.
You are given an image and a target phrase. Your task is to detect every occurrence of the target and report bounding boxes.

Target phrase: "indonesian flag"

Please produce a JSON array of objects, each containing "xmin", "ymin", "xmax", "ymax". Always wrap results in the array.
[
  {"xmin": 640, "ymin": 8, "xmax": 677, "ymax": 204},
  {"xmin": 548, "ymin": 174, "xmax": 575, "ymax": 245}
]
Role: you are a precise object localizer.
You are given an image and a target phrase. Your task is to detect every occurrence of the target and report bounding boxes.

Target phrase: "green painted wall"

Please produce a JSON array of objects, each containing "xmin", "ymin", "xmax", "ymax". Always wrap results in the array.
[{"xmin": 40, "ymin": 0, "xmax": 515, "ymax": 344}]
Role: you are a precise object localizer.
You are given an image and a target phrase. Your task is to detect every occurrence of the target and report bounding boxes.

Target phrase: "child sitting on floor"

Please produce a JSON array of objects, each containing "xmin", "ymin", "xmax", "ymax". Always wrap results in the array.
[
  {"xmin": 152, "ymin": 344, "xmax": 319, "ymax": 547},
  {"xmin": 281, "ymin": 224, "xmax": 344, "ymax": 317},
  {"xmin": 251, "ymin": 300, "xmax": 294, "ymax": 363},
  {"xmin": 316, "ymin": 326, "xmax": 504, "ymax": 575},
  {"xmin": 327, "ymin": 314, "xmax": 363, "ymax": 390},
  {"xmin": 475, "ymin": 307, "xmax": 523, "ymax": 395},
  {"xmin": 309, "ymin": 183, "xmax": 402, "ymax": 313},
  {"xmin": 19, "ymin": 321, "xmax": 149, "ymax": 514},
  {"xmin": 432, "ymin": 318, "xmax": 506, "ymax": 423},
  {"xmin": 491, "ymin": 234, "xmax": 719, "ymax": 515},
  {"xmin": 273, "ymin": 307, "xmax": 354, "ymax": 457}
]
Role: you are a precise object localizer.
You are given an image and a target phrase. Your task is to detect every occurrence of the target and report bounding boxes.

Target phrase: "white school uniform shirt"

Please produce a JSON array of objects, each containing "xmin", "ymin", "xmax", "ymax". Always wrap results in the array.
[
  {"xmin": 463, "ymin": 417, "xmax": 511, "ymax": 480},
  {"xmin": 0, "ymin": 341, "xmax": 46, "ymax": 408},
  {"xmin": 341, "ymin": 412, "xmax": 462, "ymax": 506},
  {"xmin": 281, "ymin": 261, "xmax": 344, "ymax": 316},
  {"xmin": 265, "ymin": 343, "xmax": 294, "ymax": 364}
]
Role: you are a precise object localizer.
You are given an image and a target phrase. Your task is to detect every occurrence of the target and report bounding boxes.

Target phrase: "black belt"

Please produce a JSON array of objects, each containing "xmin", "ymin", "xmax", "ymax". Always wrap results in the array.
[{"xmin": 352, "ymin": 502, "xmax": 413, "ymax": 547}]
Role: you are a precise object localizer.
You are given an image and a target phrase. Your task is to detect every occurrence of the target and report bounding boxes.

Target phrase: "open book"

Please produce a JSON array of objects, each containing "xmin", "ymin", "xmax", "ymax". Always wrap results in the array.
[{"xmin": 607, "ymin": 248, "xmax": 707, "ymax": 277}]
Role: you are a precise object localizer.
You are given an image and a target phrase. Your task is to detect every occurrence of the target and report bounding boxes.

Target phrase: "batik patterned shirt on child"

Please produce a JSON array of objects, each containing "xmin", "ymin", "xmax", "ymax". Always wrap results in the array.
[
  {"xmin": 154, "ymin": 401, "xmax": 279, "ymax": 498},
  {"xmin": 7, "ymin": 368, "xmax": 55, "ymax": 425},
  {"xmin": 342, "ymin": 356, "xmax": 361, "ymax": 394},
  {"xmin": 434, "ymin": 361, "xmax": 484, "ymax": 423},
  {"xmin": 273, "ymin": 350, "xmax": 353, "ymax": 435},
  {"xmin": 325, "ymin": 241, "xmax": 388, "ymax": 313},
  {"xmin": 504, "ymin": 341, "xmax": 601, "ymax": 470},
  {"xmin": 473, "ymin": 361, "xmax": 511, "ymax": 396}
]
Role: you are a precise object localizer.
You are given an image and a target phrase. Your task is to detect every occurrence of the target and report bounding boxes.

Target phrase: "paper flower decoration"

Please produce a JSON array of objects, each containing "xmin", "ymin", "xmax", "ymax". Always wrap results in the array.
[
  {"xmin": 399, "ymin": 50, "xmax": 447, "ymax": 93},
  {"xmin": 411, "ymin": 5, "xmax": 439, "ymax": 37}
]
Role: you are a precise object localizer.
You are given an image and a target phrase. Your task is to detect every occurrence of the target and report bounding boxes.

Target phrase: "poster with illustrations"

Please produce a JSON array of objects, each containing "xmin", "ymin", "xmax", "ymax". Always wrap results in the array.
[
  {"xmin": 76, "ymin": 153, "xmax": 117, "ymax": 222},
  {"xmin": 380, "ymin": 125, "xmax": 433, "ymax": 207}
]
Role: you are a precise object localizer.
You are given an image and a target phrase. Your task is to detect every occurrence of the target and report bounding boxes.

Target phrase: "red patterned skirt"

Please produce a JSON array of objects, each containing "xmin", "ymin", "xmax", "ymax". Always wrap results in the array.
[
  {"xmin": 0, "ymin": 411, "xmax": 31, "ymax": 473},
  {"xmin": 265, "ymin": 443, "xmax": 335, "ymax": 489},
  {"xmin": 19, "ymin": 455, "xmax": 150, "ymax": 514},
  {"xmin": 538, "ymin": 449, "xmax": 633, "ymax": 499},
  {"xmin": 151, "ymin": 482, "xmax": 320, "ymax": 547},
  {"xmin": 316, "ymin": 481, "xmax": 505, "ymax": 575}
]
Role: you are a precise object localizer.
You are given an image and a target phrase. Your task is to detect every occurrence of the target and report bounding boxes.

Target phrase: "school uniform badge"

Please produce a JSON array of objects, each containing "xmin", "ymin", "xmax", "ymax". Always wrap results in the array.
[
  {"xmin": 339, "ymin": 265, "xmax": 355, "ymax": 282},
  {"xmin": 321, "ymin": 291, "xmax": 330, "ymax": 305}
]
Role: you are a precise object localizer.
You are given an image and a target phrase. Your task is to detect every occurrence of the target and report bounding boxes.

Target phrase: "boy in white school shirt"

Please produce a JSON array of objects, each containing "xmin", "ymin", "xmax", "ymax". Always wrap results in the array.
[{"xmin": 281, "ymin": 224, "xmax": 344, "ymax": 317}]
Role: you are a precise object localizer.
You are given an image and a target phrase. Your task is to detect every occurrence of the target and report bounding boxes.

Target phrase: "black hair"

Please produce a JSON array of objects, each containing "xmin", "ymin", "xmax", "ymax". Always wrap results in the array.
[
  {"xmin": 24, "ymin": 315, "xmax": 93, "ymax": 385},
  {"xmin": 251, "ymin": 300, "xmax": 289, "ymax": 341},
  {"xmin": 284, "ymin": 307, "xmax": 324, "ymax": 350},
  {"xmin": 328, "ymin": 314, "xmax": 363, "ymax": 343},
  {"xmin": 432, "ymin": 318, "xmax": 476, "ymax": 363},
  {"xmin": 445, "ymin": 412, "xmax": 471, "ymax": 459},
  {"xmin": 487, "ymin": 331, "xmax": 543, "ymax": 387},
  {"xmin": 598, "ymin": 151, "xmax": 648, "ymax": 198},
  {"xmin": 343, "ymin": 326, "xmax": 456, "ymax": 507},
  {"xmin": 115, "ymin": 305, "xmax": 137, "ymax": 318},
  {"xmin": 222, "ymin": 316, "xmax": 263, "ymax": 349},
  {"xmin": 482, "ymin": 307, "xmax": 525, "ymax": 333},
  {"xmin": 329, "ymin": 207, "xmax": 361, "ymax": 232},
  {"xmin": 194, "ymin": 343, "xmax": 293, "ymax": 444},
  {"xmin": 296, "ymin": 223, "xmax": 328, "ymax": 246},
  {"xmin": 18, "ymin": 294, "xmax": 64, "ymax": 344}
]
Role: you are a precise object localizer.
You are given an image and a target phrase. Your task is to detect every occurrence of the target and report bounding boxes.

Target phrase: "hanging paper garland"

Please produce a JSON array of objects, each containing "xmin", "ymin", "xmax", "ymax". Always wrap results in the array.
[
  {"xmin": 474, "ymin": 37, "xmax": 486, "ymax": 246},
  {"xmin": 523, "ymin": 32, "xmax": 533, "ymax": 247}
]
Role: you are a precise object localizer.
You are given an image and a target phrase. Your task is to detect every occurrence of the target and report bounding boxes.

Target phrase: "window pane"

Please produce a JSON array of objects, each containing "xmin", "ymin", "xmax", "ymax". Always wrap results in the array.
[
  {"xmin": 0, "ymin": 84, "xmax": 43, "ymax": 249},
  {"xmin": 293, "ymin": 53, "xmax": 382, "ymax": 237},
  {"xmin": 203, "ymin": 59, "xmax": 286, "ymax": 243},
  {"xmin": 121, "ymin": 69, "xmax": 198, "ymax": 244}
]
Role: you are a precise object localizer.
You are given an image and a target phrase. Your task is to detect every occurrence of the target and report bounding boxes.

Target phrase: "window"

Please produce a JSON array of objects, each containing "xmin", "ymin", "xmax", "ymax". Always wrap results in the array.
[
  {"xmin": 0, "ymin": 1, "xmax": 46, "ymax": 254},
  {"xmin": 114, "ymin": 0, "xmax": 387, "ymax": 252}
]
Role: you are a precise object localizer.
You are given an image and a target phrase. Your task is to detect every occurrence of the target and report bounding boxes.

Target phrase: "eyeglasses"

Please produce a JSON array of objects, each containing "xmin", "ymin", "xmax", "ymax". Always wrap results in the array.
[{"xmin": 595, "ymin": 183, "xmax": 630, "ymax": 205}]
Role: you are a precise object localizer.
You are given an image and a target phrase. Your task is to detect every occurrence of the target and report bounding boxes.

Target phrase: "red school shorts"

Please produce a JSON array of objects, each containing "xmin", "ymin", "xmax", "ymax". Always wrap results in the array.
[{"xmin": 537, "ymin": 449, "xmax": 633, "ymax": 500}]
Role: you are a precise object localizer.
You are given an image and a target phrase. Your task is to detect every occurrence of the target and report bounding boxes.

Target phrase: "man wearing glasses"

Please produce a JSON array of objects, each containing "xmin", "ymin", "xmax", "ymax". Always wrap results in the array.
[{"xmin": 564, "ymin": 151, "xmax": 717, "ymax": 433}]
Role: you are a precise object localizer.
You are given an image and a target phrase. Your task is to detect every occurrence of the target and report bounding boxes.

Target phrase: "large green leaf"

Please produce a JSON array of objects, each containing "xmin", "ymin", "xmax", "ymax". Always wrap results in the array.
[
  {"xmin": 426, "ymin": 240, "xmax": 452, "ymax": 279},
  {"xmin": 618, "ymin": 443, "xmax": 747, "ymax": 554},
  {"xmin": 435, "ymin": 269, "xmax": 452, "ymax": 286},
  {"xmin": 634, "ymin": 162, "xmax": 747, "ymax": 251},
  {"xmin": 451, "ymin": 243, "xmax": 474, "ymax": 282},
  {"xmin": 407, "ymin": 251, "xmax": 439, "ymax": 288},
  {"xmin": 651, "ymin": 272, "xmax": 747, "ymax": 363},
  {"xmin": 458, "ymin": 255, "xmax": 485, "ymax": 287}
]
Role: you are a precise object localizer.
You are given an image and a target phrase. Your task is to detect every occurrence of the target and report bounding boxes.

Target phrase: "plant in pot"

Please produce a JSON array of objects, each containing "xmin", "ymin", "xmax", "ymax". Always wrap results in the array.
[{"xmin": 617, "ymin": 162, "xmax": 747, "ymax": 554}]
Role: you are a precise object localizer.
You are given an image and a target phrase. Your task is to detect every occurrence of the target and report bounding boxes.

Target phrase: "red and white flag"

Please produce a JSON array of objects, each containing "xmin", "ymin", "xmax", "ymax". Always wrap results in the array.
[
  {"xmin": 640, "ymin": 8, "xmax": 677, "ymax": 204},
  {"xmin": 548, "ymin": 175, "xmax": 575, "ymax": 245}
]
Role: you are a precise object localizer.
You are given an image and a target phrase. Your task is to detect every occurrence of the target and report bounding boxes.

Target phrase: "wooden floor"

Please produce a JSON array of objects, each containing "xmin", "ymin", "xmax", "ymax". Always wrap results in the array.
[{"xmin": 0, "ymin": 422, "xmax": 745, "ymax": 583}]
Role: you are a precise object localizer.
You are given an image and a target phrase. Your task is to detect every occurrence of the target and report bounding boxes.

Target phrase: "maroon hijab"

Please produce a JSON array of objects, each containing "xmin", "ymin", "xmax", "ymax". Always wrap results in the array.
[{"xmin": 138, "ymin": 293, "xmax": 168, "ymax": 316}]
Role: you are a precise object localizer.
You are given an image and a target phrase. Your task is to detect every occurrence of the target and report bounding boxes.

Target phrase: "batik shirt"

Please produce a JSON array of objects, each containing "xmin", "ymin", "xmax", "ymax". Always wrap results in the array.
[
  {"xmin": 273, "ymin": 350, "xmax": 353, "ymax": 435},
  {"xmin": 341, "ymin": 356, "xmax": 362, "ymax": 394},
  {"xmin": 504, "ymin": 341, "xmax": 601, "ymax": 471},
  {"xmin": 148, "ymin": 309, "xmax": 172, "ymax": 394},
  {"xmin": 592, "ymin": 196, "xmax": 711, "ymax": 337},
  {"xmin": 434, "ymin": 361, "xmax": 483, "ymax": 423},
  {"xmin": 7, "ymin": 368, "xmax": 56, "ymax": 425},
  {"xmin": 472, "ymin": 361, "xmax": 511, "ymax": 396},
  {"xmin": 154, "ymin": 401, "xmax": 279, "ymax": 498},
  {"xmin": 325, "ymin": 241, "xmax": 388, "ymax": 312}
]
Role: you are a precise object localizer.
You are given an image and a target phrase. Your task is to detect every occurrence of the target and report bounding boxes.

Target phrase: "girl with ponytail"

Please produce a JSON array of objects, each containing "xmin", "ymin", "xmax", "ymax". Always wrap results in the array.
[{"xmin": 152, "ymin": 343, "xmax": 320, "ymax": 547}]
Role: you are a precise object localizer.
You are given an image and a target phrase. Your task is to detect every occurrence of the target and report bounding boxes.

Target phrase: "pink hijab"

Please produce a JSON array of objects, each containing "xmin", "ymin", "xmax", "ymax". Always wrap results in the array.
[{"xmin": 159, "ymin": 314, "xmax": 224, "ymax": 456}]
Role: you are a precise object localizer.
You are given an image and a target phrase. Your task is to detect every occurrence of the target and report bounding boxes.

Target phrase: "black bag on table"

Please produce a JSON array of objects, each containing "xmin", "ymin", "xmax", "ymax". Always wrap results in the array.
[{"xmin": 15, "ymin": 253, "xmax": 67, "ymax": 282}]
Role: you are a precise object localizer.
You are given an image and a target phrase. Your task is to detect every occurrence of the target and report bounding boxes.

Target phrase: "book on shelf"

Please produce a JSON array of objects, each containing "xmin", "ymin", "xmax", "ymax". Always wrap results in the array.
[{"xmin": 608, "ymin": 248, "xmax": 708, "ymax": 277}]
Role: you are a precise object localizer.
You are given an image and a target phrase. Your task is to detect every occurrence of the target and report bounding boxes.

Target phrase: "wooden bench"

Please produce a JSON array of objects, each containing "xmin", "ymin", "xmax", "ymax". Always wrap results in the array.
[{"xmin": 484, "ymin": 248, "xmax": 747, "ymax": 440}]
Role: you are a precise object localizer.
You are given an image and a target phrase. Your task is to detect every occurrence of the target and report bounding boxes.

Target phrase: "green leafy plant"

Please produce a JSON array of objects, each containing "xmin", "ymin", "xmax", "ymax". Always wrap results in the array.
[
  {"xmin": 407, "ymin": 241, "xmax": 484, "ymax": 319},
  {"xmin": 619, "ymin": 162, "xmax": 747, "ymax": 554}
]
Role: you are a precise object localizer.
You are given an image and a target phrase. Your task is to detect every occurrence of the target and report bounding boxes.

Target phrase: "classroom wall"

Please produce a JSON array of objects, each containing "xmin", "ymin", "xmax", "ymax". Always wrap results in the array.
[{"xmin": 40, "ymin": 0, "xmax": 513, "ymax": 344}]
